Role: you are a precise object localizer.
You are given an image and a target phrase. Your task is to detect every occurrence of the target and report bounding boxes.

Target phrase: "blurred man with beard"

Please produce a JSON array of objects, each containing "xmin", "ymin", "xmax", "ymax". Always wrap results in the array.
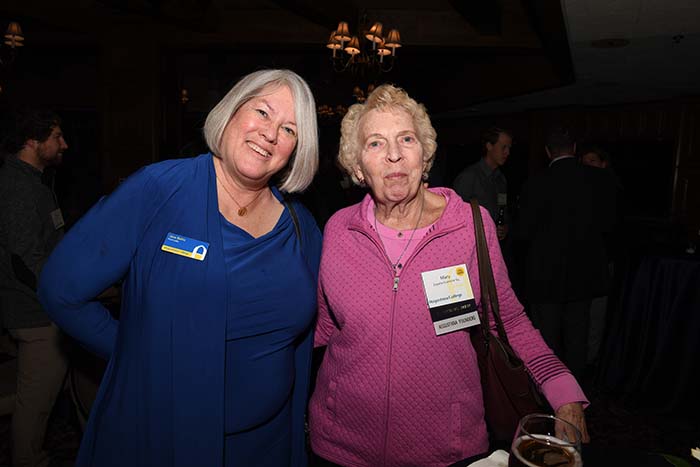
[{"xmin": 0, "ymin": 109, "xmax": 69, "ymax": 467}]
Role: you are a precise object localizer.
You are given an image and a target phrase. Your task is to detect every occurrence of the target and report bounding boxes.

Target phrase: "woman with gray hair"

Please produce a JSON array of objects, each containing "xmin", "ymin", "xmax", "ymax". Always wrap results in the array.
[
  {"xmin": 38, "ymin": 69, "xmax": 322, "ymax": 467},
  {"xmin": 309, "ymin": 84, "xmax": 589, "ymax": 466}
]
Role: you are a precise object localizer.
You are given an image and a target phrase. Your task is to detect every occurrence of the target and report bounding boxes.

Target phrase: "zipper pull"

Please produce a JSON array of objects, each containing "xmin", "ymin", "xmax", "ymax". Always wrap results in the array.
[{"xmin": 393, "ymin": 276, "xmax": 400, "ymax": 291}]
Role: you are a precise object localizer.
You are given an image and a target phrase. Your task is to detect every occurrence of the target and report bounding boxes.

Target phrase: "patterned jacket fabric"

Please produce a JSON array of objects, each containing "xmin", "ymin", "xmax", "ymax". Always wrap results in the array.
[{"xmin": 310, "ymin": 187, "xmax": 579, "ymax": 467}]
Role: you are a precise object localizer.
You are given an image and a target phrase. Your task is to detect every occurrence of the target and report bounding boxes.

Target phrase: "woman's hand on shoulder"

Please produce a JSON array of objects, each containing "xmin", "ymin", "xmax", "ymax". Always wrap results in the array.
[{"xmin": 555, "ymin": 402, "xmax": 590, "ymax": 443}]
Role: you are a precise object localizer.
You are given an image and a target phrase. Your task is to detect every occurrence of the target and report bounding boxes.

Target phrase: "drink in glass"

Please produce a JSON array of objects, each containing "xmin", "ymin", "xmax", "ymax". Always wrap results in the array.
[{"xmin": 509, "ymin": 413, "xmax": 582, "ymax": 467}]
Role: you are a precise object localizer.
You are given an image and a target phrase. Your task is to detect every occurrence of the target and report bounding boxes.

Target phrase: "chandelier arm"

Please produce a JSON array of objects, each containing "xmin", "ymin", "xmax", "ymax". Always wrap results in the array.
[
  {"xmin": 378, "ymin": 56, "xmax": 395, "ymax": 73},
  {"xmin": 331, "ymin": 55, "xmax": 355, "ymax": 73}
]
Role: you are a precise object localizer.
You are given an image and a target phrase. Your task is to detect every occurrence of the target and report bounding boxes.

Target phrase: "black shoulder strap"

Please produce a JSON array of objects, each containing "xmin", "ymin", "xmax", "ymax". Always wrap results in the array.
[
  {"xmin": 283, "ymin": 198, "xmax": 303, "ymax": 254},
  {"xmin": 470, "ymin": 199, "xmax": 510, "ymax": 346}
]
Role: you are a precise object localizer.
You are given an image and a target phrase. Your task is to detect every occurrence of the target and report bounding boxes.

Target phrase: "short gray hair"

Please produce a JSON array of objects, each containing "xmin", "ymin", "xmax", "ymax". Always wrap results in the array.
[
  {"xmin": 337, "ymin": 84, "xmax": 437, "ymax": 185},
  {"xmin": 203, "ymin": 69, "xmax": 319, "ymax": 193}
]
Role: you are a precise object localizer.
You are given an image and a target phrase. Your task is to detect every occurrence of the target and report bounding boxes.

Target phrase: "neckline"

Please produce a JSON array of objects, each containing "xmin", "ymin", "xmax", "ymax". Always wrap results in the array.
[
  {"xmin": 373, "ymin": 217, "xmax": 433, "ymax": 240},
  {"xmin": 372, "ymin": 194, "xmax": 424, "ymax": 273},
  {"xmin": 6, "ymin": 156, "xmax": 43, "ymax": 178},
  {"xmin": 366, "ymin": 196, "xmax": 437, "ymax": 238},
  {"xmin": 219, "ymin": 208, "xmax": 288, "ymax": 240}
]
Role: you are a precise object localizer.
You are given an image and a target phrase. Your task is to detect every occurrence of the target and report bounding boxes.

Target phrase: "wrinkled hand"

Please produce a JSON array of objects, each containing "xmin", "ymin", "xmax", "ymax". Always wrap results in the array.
[{"xmin": 555, "ymin": 403, "xmax": 590, "ymax": 443}]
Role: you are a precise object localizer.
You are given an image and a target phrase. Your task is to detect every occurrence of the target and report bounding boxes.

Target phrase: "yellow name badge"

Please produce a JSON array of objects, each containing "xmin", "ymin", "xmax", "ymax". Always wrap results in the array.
[
  {"xmin": 421, "ymin": 264, "xmax": 479, "ymax": 335},
  {"xmin": 161, "ymin": 232, "xmax": 209, "ymax": 261}
]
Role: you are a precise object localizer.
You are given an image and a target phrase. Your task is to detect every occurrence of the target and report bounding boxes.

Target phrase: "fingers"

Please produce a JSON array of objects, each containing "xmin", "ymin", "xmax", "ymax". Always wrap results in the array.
[
  {"xmin": 555, "ymin": 417, "xmax": 589, "ymax": 444},
  {"xmin": 579, "ymin": 418, "xmax": 591, "ymax": 443},
  {"xmin": 555, "ymin": 403, "xmax": 590, "ymax": 444}
]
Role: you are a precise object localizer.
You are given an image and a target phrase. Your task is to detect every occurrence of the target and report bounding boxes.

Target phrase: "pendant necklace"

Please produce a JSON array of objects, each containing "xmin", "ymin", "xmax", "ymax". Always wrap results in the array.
[
  {"xmin": 216, "ymin": 177, "xmax": 265, "ymax": 216},
  {"xmin": 374, "ymin": 193, "xmax": 425, "ymax": 273}
]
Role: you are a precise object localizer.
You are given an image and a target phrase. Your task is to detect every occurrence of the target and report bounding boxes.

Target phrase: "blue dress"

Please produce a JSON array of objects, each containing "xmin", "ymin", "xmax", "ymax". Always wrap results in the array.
[
  {"xmin": 222, "ymin": 190, "xmax": 318, "ymax": 466},
  {"xmin": 38, "ymin": 154, "xmax": 321, "ymax": 467}
]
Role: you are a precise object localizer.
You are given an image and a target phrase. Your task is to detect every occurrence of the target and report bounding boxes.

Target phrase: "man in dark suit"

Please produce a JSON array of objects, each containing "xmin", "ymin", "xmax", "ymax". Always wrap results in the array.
[{"xmin": 518, "ymin": 128, "xmax": 616, "ymax": 379}]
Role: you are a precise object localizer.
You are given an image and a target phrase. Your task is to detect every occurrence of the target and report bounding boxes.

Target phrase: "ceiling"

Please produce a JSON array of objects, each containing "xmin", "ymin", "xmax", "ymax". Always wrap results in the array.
[
  {"xmin": 1, "ymin": 0, "xmax": 699, "ymax": 116},
  {"xmin": 448, "ymin": 0, "xmax": 700, "ymax": 116}
]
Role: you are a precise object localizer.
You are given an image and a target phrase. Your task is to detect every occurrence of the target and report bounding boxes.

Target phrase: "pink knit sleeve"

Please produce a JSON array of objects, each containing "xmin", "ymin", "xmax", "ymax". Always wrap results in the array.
[
  {"xmin": 314, "ymin": 220, "xmax": 340, "ymax": 348},
  {"xmin": 314, "ymin": 257, "xmax": 336, "ymax": 347},
  {"xmin": 540, "ymin": 374, "xmax": 590, "ymax": 411}
]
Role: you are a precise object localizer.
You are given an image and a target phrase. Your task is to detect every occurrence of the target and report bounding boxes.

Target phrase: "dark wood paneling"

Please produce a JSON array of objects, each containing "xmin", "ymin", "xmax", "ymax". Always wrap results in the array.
[
  {"xmin": 672, "ymin": 167, "xmax": 700, "ymax": 241},
  {"xmin": 439, "ymin": 98, "xmax": 699, "ymax": 236},
  {"xmin": 99, "ymin": 36, "xmax": 160, "ymax": 192},
  {"xmin": 677, "ymin": 102, "xmax": 700, "ymax": 167}
]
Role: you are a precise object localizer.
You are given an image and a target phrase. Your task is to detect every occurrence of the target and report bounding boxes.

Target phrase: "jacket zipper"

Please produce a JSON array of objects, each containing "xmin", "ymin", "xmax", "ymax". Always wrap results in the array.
[
  {"xmin": 349, "ymin": 228, "xmax": 397, "ymax": 467},
  {"xmin": 383, "ymin": 271, "xmax": 399, "ymax": 467},
  {"xmin": 349, "ymin": 221, "xmax": 464, "ymax": 466}
]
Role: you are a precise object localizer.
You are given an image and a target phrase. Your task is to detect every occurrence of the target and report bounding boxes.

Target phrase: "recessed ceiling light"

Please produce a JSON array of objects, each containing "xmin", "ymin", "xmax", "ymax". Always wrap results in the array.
[{"xmin": 591, "ymin": 38, "xmax": 630, "ymax": 48}]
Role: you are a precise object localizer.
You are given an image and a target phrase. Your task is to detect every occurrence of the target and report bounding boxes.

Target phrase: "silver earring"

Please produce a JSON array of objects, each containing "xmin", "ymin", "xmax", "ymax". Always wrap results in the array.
[{"xmin": 422, "ymin": 172, "xmax": 429, "ymax": 181}]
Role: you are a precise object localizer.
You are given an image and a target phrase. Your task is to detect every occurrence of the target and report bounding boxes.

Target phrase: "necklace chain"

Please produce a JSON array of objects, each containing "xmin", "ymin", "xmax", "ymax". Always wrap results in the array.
[
  {"xmin": 374, "ymin": 194, "xmax": 425, "ymax": 273},
  {"xmin": 216, "ymin": 177, "xmax": 265, "ymax": 216}
]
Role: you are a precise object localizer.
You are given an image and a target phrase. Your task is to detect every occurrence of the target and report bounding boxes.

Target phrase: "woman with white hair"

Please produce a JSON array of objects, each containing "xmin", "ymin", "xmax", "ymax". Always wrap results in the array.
[
  {"xmin": 309, "ymin": 84, "xmax": 589, "ymax": 466},
  {"xmin": 38, "ymin": 69, "xmax": 322, "ymax": 467}
]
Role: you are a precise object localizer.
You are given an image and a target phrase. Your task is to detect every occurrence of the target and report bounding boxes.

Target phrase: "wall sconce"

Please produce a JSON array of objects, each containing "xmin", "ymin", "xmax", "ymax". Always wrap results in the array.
[
  {"xmin": 180, "ymin": 89, "xmax": 190, "ymax": 105},
  {"xmin": 1, "ymin": 21, "xmax": 24, "ymax": 67}
]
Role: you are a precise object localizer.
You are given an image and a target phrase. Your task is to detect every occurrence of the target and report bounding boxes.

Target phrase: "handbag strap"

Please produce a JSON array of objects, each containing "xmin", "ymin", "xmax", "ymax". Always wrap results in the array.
[
  {"xmin": 284, "ymin": 197, "xmax": 313, "ymax": 276},
  {"xmin": 283, "ymin": 197, "xmax": 303, "ymax": 253},
  {"xmin": 469, "ymin": 199, "xmax": 510, "ymax": 346}
]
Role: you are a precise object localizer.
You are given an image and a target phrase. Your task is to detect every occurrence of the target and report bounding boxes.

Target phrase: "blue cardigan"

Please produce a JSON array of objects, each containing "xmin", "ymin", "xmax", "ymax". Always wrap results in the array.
[{"xmin": 39, "ymin": 154, "xmax": 321, "ymax": 467}]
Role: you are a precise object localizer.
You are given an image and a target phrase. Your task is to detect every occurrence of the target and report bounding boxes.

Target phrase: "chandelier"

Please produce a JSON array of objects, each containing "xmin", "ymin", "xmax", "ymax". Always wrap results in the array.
[{"xmin": 326, "ymin": 20, "xmax": 402, "ymax": 75}]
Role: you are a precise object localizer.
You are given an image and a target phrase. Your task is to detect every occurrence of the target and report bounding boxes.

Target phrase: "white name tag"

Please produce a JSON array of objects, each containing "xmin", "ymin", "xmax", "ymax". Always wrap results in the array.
[
  {"xmin": 50, "ymin": 209, "xmax": 65, "ymax": 230},
  {"xmin": 497, "ymin": 193, "xmax": 508, "ymax": 206},
  {"xmin": 421, "ymin": 264, "xmax": 479, "ymax": 335}
]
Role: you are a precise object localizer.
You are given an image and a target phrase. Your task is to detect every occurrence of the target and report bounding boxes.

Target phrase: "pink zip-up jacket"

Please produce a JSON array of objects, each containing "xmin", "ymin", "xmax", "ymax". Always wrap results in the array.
[{"xmin": 309, "ymin": 188, "xmax": 585, "ymax": 467}]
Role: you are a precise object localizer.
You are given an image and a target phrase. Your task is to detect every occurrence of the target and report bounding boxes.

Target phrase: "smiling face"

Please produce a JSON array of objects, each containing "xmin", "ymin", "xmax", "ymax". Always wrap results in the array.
[
  {"xmin": 217, "ymin": 84, "xmax": 298, "ymax": 187},
  {"xmin": 354, "ymin": 107, "xmax": 425, "ymax": 206}
]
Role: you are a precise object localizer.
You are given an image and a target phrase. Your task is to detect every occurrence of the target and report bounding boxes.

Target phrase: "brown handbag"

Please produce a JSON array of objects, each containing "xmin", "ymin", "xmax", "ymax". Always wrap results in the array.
[{"xmin": 468, "ymin": 199, "xmax": 550, "ymax": 443}]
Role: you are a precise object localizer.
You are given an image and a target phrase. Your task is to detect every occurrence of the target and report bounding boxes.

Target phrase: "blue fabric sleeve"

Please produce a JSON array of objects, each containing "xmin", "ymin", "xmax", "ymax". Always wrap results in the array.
[
  {"xmin": 38, "ymin": 167, "xmax": 165, "ymax": 359},
  {"xmin": 290, "ymin": 204, "xmax": 322, "ymax": 467}
]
